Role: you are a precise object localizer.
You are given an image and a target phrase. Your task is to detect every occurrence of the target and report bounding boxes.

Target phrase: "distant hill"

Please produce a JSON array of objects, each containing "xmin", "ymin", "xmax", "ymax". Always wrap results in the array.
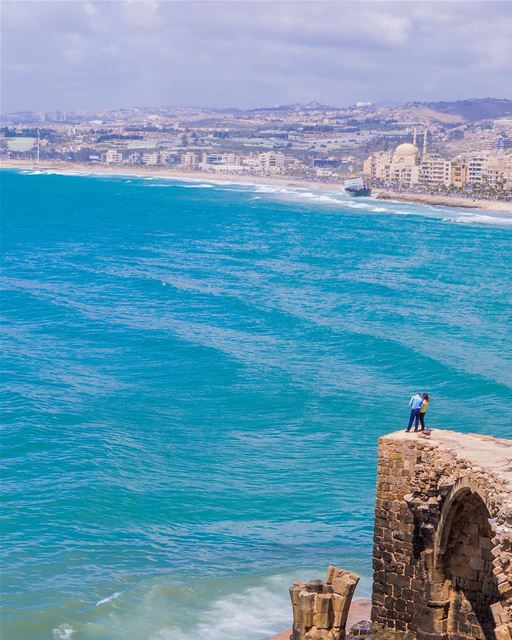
[{"xmin": 408, "ymin": 98, "xmax": 512, "ymax": 122}]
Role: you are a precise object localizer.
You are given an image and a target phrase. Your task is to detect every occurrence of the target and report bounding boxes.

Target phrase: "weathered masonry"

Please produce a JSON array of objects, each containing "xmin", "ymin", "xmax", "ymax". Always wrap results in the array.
[
  {"xmin": 372, "ymin": 430, "xmax": 512, "ymax": 640},
  {"xmin": 289, "ymin": 566, "xmax": 359, "ymax": 640}
]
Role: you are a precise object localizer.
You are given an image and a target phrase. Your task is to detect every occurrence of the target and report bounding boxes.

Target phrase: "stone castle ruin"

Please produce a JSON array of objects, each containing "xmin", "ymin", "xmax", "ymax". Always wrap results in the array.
[{"xmin": 290, "ymin": 430, "xmax": 512, "ymax": 640}]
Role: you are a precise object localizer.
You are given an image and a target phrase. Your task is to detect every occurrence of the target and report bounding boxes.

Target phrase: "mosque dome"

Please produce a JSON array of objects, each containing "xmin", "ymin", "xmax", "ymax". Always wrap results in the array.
[{"xmin": 394, "ymin": 143, "xmax": 419, "ymax": 156}]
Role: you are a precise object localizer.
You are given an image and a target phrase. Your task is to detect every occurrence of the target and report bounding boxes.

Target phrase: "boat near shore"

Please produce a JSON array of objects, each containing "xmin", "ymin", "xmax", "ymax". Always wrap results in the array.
[{"xmin": 344, "ymin": 176, "xmax": 371, "ymax": 197}]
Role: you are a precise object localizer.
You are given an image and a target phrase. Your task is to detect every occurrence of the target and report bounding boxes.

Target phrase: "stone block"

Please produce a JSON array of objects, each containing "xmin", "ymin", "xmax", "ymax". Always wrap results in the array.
[
  {"xmin": 495, "ymin": 624, "xmax": 512, "ymax": 640},
  {"xmin": 299, "ymin": 591, "xmax": 317, "ymax": 628},
  {"xmin": 314, "ymin": 594, "xmax": 332, "ymax": 629},
  {"xmin": 330, "ymin": 569, "xmax": 359, "ymax": 597}
]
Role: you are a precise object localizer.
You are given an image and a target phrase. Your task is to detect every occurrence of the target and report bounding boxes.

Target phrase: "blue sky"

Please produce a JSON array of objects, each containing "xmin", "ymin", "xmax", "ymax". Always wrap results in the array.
[{"xmin": 2, "ymin": 0, "xmax": 511, "ymax": 112}]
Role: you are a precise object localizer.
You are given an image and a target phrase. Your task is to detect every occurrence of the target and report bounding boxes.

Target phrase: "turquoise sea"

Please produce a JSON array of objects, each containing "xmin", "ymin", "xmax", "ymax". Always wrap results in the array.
[{"xmin": 1, "ymin": 169, "xmax": 511, "ymax": 640}]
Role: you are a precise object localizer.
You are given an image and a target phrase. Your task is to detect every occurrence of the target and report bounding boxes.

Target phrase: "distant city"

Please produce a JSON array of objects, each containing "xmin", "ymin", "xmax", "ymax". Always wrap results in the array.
[{"xmin": 2, "ymin": 98, "xmax": 512, "ymax": 200}]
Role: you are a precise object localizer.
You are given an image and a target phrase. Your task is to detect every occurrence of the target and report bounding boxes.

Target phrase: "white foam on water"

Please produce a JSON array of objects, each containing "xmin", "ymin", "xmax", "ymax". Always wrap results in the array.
[
  {"xmin": 96, "ymin": 591, "xmax": 122, "ymax": 606},
  {"xmin": 152, "ymin": 576, "xmax": 292, "ymax": 640},
  {"xmin": 52, "ymin": 623, "xmax": 76, "ymax": 639},
  {"xmin": 444, "ymin": 212, "xmax": 512, "ymax": 226},
  {"xmin": 142, "ymin": 183, "xmax": 172, "ymax": 188},
  {"xmin": 180, "ymin": 183, "xmax": 215, "ymax": 189}
]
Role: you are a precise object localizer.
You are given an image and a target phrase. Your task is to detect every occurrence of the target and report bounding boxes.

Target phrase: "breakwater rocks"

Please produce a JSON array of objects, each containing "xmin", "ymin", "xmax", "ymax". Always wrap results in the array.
[{"xmin": 372, "ymin": 430, "xmax": 512, "ymax": 640}]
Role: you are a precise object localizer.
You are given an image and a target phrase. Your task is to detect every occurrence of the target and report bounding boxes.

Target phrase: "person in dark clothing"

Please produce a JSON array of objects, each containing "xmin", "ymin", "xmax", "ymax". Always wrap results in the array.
[{"xmin": 406, "ymin": 392, "xmax": 423, "ymax": 432}]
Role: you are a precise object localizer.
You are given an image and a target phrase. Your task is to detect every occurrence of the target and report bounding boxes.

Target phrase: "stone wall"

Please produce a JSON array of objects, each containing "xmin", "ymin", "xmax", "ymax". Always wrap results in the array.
[{"xmin": 371, "ymin": 430, "xmax": 512, "ymax": 640}]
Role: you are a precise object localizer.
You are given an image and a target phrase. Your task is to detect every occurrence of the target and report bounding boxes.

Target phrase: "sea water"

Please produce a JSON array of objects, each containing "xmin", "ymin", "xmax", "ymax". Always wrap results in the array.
[{"xmin": 1, "ymin": 169, "xmax": 511, "ymax": 640}]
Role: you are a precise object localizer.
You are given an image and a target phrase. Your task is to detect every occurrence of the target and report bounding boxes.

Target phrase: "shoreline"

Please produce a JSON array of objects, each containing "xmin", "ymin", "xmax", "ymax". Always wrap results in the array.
[
  {"xmin": 373, "ymin": 188, "xmax": 512, "ymax": 212},
  {"xmin": 2, "ymin": 159, "xmax": 511, "ymax": 213},
  {"xmin": 0, "ymin": 159, "xmax": 346, "ymax": 193}
]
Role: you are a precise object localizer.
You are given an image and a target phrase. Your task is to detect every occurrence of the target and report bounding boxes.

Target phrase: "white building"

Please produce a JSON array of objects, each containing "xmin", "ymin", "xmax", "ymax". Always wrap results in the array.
[
  {"xmin": 257, "ymin": 151, "xmax": 285, "ymax": 173},
  {"xmin": 316, "ymin": 168, "xmax": 336, "ymax": 178},
  {"xmin": 466, "ymin": 155, "xmax": 487, "ymax": 185},
  {"xmin": 127, "ymin": 152, "xmax": 141, "ymax": 165},
  {"xmin": 104, "ymin": 149, "xmax": 123, "ymax": 164},
  {"xmin": 419, "ymin": 155, "xmax": 452, "ymax": 187}
]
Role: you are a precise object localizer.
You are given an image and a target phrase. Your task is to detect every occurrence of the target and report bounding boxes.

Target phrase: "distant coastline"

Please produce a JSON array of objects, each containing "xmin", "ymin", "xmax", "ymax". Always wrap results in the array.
[
  {"xmin": 373, "ymin": 188, "xmax": 512, "ymax": 212},
  {"xmin": 2, "ymin": 159, "xmax": 512, "ymax": 214}
]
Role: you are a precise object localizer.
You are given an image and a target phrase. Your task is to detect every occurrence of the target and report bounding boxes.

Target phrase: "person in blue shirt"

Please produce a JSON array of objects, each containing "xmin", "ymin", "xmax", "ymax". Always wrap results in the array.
[{"xmin": 406, "ymin": 392, "xmax": 424, "ymax": 432}]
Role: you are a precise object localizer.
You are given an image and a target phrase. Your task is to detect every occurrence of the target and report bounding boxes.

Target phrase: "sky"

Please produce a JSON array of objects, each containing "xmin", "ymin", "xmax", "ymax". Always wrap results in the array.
[{"xmin": 1, "ymin": 0, "xmax": 512, "ymax": 112}]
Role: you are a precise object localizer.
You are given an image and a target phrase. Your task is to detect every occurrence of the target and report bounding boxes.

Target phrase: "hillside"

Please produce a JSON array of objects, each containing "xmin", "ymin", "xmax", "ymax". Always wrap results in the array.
[{"xmin": 409, "ymin": 98, "xmax": 512, "ymax": 122}]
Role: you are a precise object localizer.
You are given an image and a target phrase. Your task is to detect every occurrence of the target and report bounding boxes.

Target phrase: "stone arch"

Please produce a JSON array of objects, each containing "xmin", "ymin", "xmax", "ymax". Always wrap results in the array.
[{"xmin": 430, "ymin": 479, "xmax": 500, "ymax": 640}]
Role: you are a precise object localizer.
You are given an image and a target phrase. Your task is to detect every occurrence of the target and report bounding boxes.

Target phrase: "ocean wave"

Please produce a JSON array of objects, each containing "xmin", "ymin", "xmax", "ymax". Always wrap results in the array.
[
  {"xmin": 180, "ymin": 183, "xmax": 215, "ymax": 189},
  {"xmin": 444, "ymin": 212, "xmax": 512, "ymax": 226},
  {"xmin": 154, "ymin": 577, "xmax": 291, "ymax": 640},
  {"xmin": 52, "ymin": 624, "xmax": 76, "ymax": 639},
  {"xmin": 96, "ymin": 591, "xmax": 122, "ymax": 606},
  {"xmin": 141, "ymin": 183, "xmax": 173, "ymax": 188}
]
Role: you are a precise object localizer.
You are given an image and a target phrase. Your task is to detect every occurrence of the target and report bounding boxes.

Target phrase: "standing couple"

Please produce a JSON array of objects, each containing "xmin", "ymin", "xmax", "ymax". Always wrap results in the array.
[{"xmin": 406, "ymin": 392, "xmax": 429, "ymax": 432}]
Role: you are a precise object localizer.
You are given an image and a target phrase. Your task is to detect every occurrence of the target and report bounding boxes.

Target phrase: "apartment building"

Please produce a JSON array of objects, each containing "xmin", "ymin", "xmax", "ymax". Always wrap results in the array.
[
  {"xmin": 450, "ymin": 162, "xmax": 467, "ymax": 189},
  {"xmin": 104, "ymin": 149, "xmax": 123, "ymax": 164},
  {"xmin": 419, "ymin": 155, "xmax": 452, "ymax": 187},
  {"xmin": 181, "ymin": 152, "xmax": 201, "ymax": 168},
  {"xmin": 257, "ymin": 151, "xmax": 285, "ymax": 173},
  {"xmin": 142, "ymin": 151, "xmax": 173, "ymax": 166},
  {"xmin": 466, "ymin": 155, "xmax": 487, "ymax": 184}
]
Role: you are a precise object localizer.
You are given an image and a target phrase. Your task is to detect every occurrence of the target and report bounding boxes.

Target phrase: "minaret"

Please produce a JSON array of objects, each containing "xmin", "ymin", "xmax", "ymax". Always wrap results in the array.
[
  {"xmin": 422, "ymin": 128, "xmax": 428, "ymax": 162},
  {"xmin": 36, "ymin": 129, "xmax": 40, "ymax": 164},
  {"xmin": 413, "ymin": 128, "xmax": 417, "ymax": 147}
]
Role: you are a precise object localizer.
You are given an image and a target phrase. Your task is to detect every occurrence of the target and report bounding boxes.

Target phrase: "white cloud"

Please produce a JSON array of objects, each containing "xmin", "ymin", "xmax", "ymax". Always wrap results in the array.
[{"xmin": 1, "ymin": 0, "xmax": 511, "ymax": 111}]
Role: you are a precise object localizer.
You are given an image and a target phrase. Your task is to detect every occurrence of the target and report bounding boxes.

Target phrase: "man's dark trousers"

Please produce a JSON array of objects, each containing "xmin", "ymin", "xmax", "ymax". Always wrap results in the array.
[{"xmin": 406, "ymin": 409, "xmax": 421, "ymax": 432}]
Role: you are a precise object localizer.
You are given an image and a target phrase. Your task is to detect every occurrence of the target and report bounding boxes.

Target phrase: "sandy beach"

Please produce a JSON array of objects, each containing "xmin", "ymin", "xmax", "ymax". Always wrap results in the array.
[
  {"xmin": 0, "ymin": 159, "xmax": 345, "ymax": 193},
  {"xmin": 2, "ymin": 159, "xmax": 511, "ymax": 213},
  {"xmin": 270, "ymin": 598, "xmax": 372, "ymax": 640}
]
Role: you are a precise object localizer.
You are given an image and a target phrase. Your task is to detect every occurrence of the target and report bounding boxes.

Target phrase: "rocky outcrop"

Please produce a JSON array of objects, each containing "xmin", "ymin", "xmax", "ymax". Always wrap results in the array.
[{"xmin": 289, "ymin": 566, "xmax": 360, "ymax": 640}]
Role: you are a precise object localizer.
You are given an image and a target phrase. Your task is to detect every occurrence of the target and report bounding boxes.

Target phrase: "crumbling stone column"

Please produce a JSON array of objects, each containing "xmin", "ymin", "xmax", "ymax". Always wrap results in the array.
[{"xmin": 289, "ymin": 566, "xmax": 359, "ymax": 640}]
